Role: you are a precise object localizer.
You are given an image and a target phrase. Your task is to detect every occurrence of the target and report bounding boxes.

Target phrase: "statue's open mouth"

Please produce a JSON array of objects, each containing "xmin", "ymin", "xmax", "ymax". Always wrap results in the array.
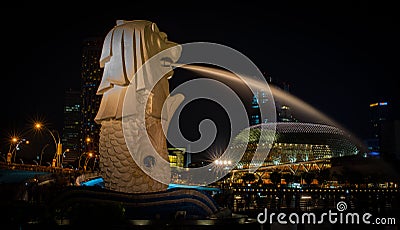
[{"xmin": 160, "ymin": 57, "xmax": 173, "ymax": 67}]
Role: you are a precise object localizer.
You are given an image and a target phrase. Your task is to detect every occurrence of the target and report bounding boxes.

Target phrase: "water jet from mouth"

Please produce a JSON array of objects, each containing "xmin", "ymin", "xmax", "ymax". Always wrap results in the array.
[{"xmin": 172, "ymin": 63, "xmax": 367, "ymax": 152}]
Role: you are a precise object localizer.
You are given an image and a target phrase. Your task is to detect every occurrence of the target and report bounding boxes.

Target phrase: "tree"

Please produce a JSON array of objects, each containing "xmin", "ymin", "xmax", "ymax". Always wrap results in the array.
[
  {"xmin": 293, "ymin": 174, "xmax": 301, "ymax": 184},
  {"xmin": 316, "ymin": 169, "xmax": 330, "ymax": 187},
  {"xmin": 282, "ymin": 173, "xmax": 294, "ymax": 187},
  {"xmin": 302, "ymin": 172, "xmax": 315, "ymax": 187},
  {"xmin": 269, "ymin": 171, "xmax": 282, "ymax": 187},
  {"xmin": 341, "ymin": 166, "xmax": 363, "ymax": 188},
  {"xmin": 241, "ymin": 173, "xmax": 256, "ymax": 184}
]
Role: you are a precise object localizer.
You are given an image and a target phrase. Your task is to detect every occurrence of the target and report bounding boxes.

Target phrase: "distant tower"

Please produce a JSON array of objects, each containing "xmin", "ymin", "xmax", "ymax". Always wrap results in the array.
[
  {"xmin": 250, "ymin": 93, "xmax": 261, "ymax": 126},
  {"xmin": 249, "ymin": 75, "xmax": 296, "ymax": 125},
  {"xmin": 369, "ymin": 101, "xmax": 390, "ymax": 139},
  {"xmin": 276, "ymin": 81, "xmax": 297, "ymax": 122},
  {"xmin": 250, "ymin": 89, "xmax": 270, "ymax": 125},
  {"xmin": 366, "ymin": 101, "xmax": 390, "ymax": 157},
  {"xmin": 62, "ymin": 89, "xmax": 81, "ymax": 165},
  {"xmin": 81, "ymin": 37, "xmax": 103, "ymax": 154}
]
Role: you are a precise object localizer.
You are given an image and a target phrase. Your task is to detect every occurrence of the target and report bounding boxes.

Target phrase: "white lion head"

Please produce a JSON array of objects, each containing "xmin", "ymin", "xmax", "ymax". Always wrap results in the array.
[{"xmin": 97, "ymin": 20, "xmax": 181, "ymax": 95}]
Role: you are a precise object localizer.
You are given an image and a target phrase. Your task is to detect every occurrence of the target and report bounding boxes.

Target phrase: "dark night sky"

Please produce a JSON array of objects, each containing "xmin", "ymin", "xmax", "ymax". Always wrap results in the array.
[{"xmin": 0, "ymin": 2, "xmax": 399, "ymax": 158}]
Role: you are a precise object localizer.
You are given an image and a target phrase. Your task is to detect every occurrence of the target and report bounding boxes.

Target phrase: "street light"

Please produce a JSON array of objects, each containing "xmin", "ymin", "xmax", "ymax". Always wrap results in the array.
[
  {"xmin": 84, "ymin": 152, "xmax": 94, "ymax": 171},
  {"xmin": 34, "ymin": 122, "xmax": 63, "ymax": 167},
  {"xmin": 78, "ymin": 152, "xmax": 88, "ymax": 170},
  {"xmin": 39, "ymin": 144, "xmax": 50, "ymax": 166},
  {"xmin": 61, "ymin": 148, "xmax": 70, "ymax": 167},
  {"xmin": 85, "ymin": 137, "xmax": 93, "ymax": 152},
  {"xmin": 9, "ymin": 137, "xmax": 29, "ymax": 164},
  {"xmin": 78, "ymin": 152, "xmax": 93, "ymax": 171},
  {"xmin": 7, "ymin": 137, "xmax": 18, "ymax": 164}
]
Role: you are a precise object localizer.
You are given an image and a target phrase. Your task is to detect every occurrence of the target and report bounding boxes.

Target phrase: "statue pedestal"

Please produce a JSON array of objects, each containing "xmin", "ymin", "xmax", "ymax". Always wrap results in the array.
[{"xmin": 49, "ymin": 186, "xmax": 248, "ymax": 227}]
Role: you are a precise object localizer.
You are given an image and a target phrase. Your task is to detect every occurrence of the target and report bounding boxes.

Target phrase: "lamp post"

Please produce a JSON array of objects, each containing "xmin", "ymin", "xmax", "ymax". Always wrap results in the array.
[
  {"xmin": 84, "ymin": 152, "xmax": 94, "ymax": 171},
  {"xmin": 35, "ymin": 122, "xmax": 63, "ymax": 168},
  {"xmin": 78, "ymin": 152, "xmax": 93, "ymax": 171},
  {"xmin": 82, "ymin": 137, "xmax": 94, "ymax": 171},
  {"xmin": 7, "ymin": 137, "xmax": 18, "ymax": 164},
  {"xmin": 85, "ymin": 137, "xmax": 92, "ymax": 152},
  {"xmin": 61, "ymin": 149, "xmax": 70, "ymax": 168},
  {"xmin": 39, "ymin": 144, "xmax": 50, "ymax": 166},
  {"xmin": 9, "ymin": 137, "xmax": 29, "ymax": 164}
]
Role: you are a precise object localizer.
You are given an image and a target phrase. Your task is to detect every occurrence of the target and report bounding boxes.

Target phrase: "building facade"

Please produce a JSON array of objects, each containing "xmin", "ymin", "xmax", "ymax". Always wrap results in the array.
[
  {"xmin": 366, "ymin": 101, "xmax": 390, "ymax": 157},
  {"xmin": 62, "ymin": 89, "xmax": 82, "ymax": 165},
  {"xmin": 225, "ymin": 122, "xmax": 360, "ymax": 185},
  {"xmin": 81, "ymin": 37, "xmax": 103, "ymax": 155},
  {"xmin": 250, "ymin": 77, "xmax": 297, "ymax": 126}
]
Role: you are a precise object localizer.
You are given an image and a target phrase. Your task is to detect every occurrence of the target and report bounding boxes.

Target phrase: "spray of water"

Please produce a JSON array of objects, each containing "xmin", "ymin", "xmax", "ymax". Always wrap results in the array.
[{"xmin": 173, "ymin": 63, "xmax": 367, "ymax": 152}]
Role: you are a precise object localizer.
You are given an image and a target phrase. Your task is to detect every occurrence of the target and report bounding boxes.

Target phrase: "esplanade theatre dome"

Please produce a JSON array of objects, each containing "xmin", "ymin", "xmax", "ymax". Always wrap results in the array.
[{"xmin": 231, "ymin": 122, "xmax": 361, "ymax": 170}]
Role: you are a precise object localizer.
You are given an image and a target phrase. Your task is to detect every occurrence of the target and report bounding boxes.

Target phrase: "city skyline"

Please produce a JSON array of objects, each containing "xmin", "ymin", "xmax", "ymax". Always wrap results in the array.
[{"xmin": 0, "ymin": 3, "xmax": 399, "ymax": 156}]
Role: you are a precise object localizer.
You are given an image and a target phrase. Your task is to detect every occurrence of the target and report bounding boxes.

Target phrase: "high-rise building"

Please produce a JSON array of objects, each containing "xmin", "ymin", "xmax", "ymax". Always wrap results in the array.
[
  {"xmin": 250, "ymin": 77, "xmax": 297, "ymax": 125},
  {"xmin": 81, "ymin": 37, "xmax": 103, "ymax": 155},
  {"xmin": 381, "ymin": 120, "xmax": 400, "ymax": 161},
  {"xmin": 366, "ymin": 101, "xmax": 390, "ymax": 157},
  {"xmin": 367, "ymin": 100, "xmax": 400, "ymax": 161},
  {"xmin": 276, "ymin": 81, "xmax": 297, "ymax": 122},
  {"xmin": 250, "ymin": 89, "xmax": 270, "ymax": 126},
  {"xmin": 369, "ymin": 101, "xmax": 390, "ymax": 139},
  {"xmin": 62, "ymin": 89, "xmax": 81, "ymax": 165}
]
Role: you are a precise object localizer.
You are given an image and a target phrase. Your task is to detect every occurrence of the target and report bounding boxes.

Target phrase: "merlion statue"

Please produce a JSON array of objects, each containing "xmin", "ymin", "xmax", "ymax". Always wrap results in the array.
[
  {"xmin": 95, "ymin": 20, "xmax": 183, "ymax": 193},
  {"xmin": 50, "ymin": 21, "xmax": 235, "ymax": 220}
]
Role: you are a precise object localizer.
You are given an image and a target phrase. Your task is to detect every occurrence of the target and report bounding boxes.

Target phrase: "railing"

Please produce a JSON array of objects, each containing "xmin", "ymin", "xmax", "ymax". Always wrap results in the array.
[{"xmin": 0, "ymin": 161, "xmax": 78, "ymax": 175}]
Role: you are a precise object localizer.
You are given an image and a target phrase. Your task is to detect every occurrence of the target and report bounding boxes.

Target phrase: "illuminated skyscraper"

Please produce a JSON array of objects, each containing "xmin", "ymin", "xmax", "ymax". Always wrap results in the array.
[
  {"xmin": 250, "ymin": 89, "xmax": 270, "ymax": 125},
  {"xmin": 367, "ymin": 100, "xmax": 400, "ymax": 162},
  {"xmin": 62, "ymin": 89, "xmax": 81, "ymax": 164},
  {"xmin": 366, "ymin": 101, "xmax": 390, "ymax": 157},
  {"xmin": 81, "ymin": 37, "xmax": 103, "ymax": 154},
  {"xmin": 381, "ymin": 120, "xmax": 400, "ymax": 161},
  {"xmin": 276, "ymin": 81, "xmax": 297, "ymax": 122},
  {"xmin": 369, "ymin": 101, "xmax": 390, "ymax": 139},
  {"xmin": 250, "ymin": 77, "xmax": 297, "ymax": 126}
]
